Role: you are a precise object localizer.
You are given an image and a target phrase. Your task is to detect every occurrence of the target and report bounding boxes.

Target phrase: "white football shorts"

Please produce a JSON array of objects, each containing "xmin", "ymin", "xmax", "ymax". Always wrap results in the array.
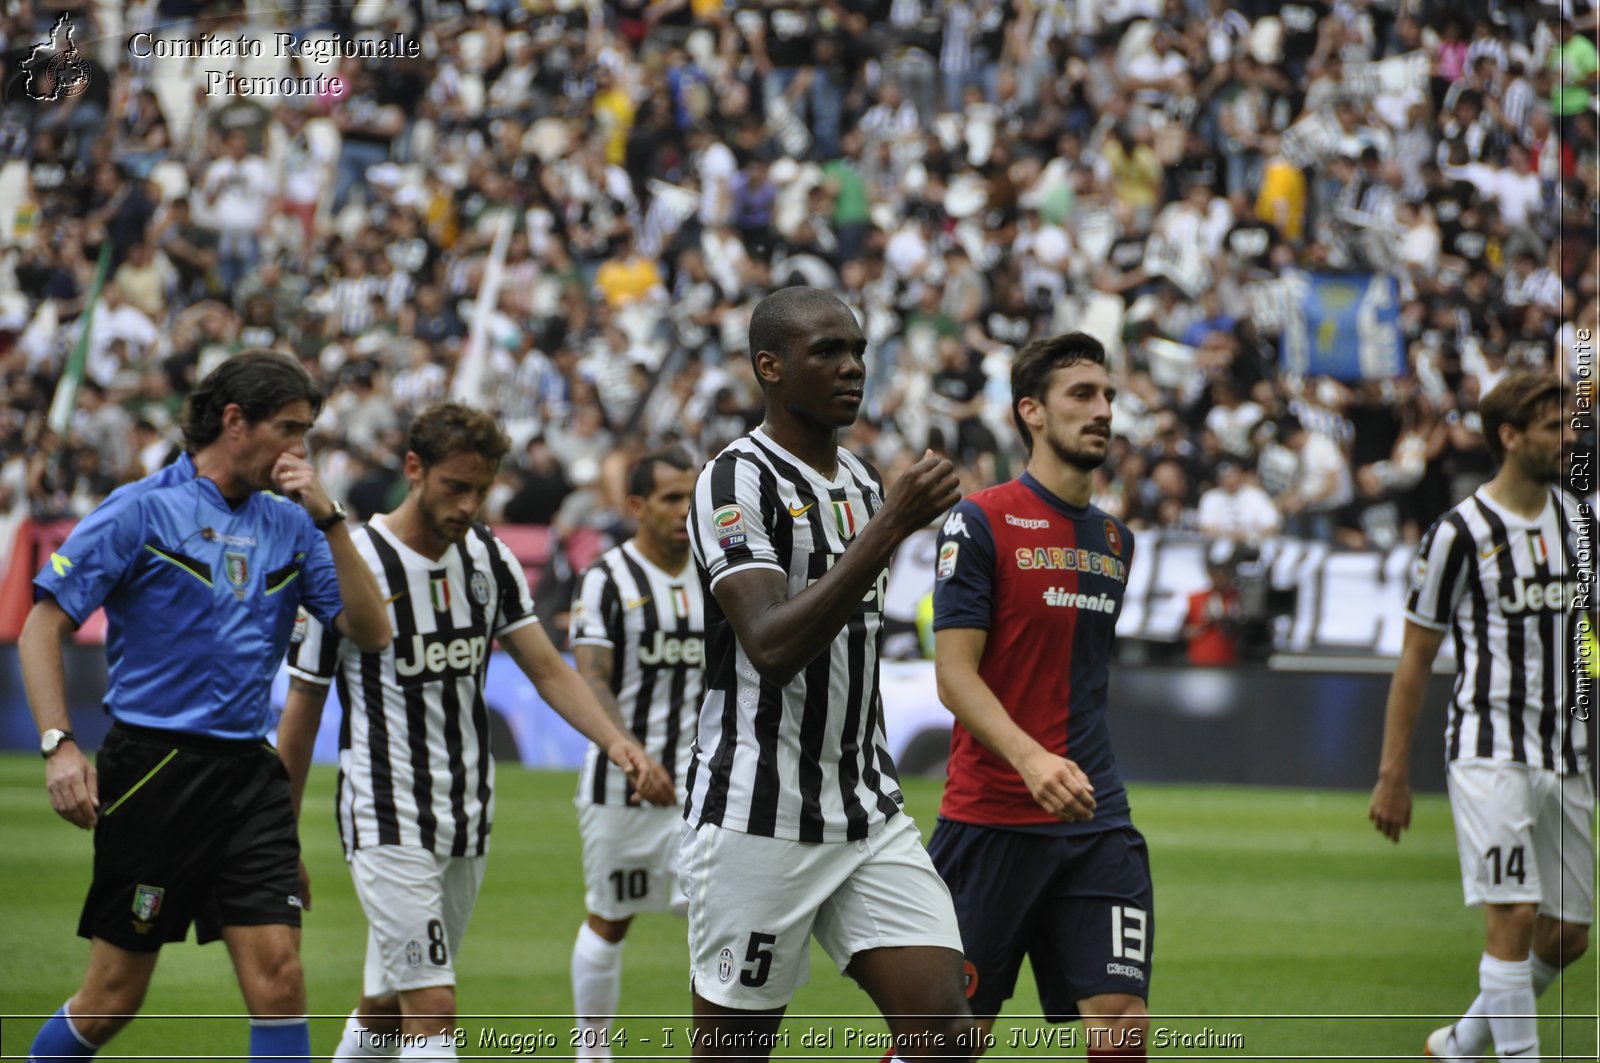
[
  {"xmin": 578, "ymin": 802, "xmax": 688, "ymax": 921},
  {"xmin": 349, "ymin": 845, "xmax": 488, "ymax": 996},
  {"xmin": 679, "ymin": 812, "xmax": 964, "ymax": 1010},
  {"xmin": 1448, "ymin": 759, "xmax": 1595, "ymax": 924}
]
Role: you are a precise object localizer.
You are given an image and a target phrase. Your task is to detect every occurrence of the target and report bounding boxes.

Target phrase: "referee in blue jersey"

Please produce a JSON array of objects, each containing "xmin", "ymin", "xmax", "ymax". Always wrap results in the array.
[{"xmin": 20, "ymin": 351, "xmax": 391, "ymax": 1063}]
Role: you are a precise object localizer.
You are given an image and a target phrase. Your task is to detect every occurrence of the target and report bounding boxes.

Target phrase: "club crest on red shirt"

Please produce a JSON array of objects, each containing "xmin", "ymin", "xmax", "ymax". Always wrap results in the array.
[{"xmin": 1104, "ymin": 518, "xmax": 1122, "ymax": 557}]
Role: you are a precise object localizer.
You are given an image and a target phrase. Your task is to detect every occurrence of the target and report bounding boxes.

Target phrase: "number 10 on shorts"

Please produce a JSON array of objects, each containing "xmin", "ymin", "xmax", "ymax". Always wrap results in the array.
[{"xmin": 1110, "ymin": 906, "xmax": 1147, "ymax": 963}]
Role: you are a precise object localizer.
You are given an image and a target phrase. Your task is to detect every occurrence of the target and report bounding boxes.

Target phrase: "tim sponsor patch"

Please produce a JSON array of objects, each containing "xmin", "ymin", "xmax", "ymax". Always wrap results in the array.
[
  {"xmin": 937, "ymin": 541, "xmax": 960, "ymax": 580},
  {"xmin": 713, "ymin": 505, "xmax": 747, "ymax": 548}
]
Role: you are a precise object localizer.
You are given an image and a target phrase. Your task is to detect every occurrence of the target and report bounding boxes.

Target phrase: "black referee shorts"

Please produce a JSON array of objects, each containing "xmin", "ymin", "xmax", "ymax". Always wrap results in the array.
[{"xmin": 80, "ymin": 722, "xmax": 303, "ymax": 953}]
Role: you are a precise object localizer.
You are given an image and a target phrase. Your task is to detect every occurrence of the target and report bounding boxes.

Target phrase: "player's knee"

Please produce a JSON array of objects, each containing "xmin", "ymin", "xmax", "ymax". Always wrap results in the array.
[
  {"xmin": 400, "ymin": 984, "xmax": 458, "ymax": 1025},
  {"xmin": 241, "ymin": 952, "xmax": 306, "ymax": 1016},
  {"xmin": 1486, "ymin": 902, "xmax": 1539, "ymax": 949},
  {"xmin": 585, "ymin": 914, "xmax": 632, "ymax": 943},
  {"xmin": 1082, "ymin": 995, "xmax": 1148, "ymax": 1058},
  {"xmin": 931, "ymin": 1014, "xmax": 984, "ymax": 1058},
  {"xmin": 357, "ymin": 995, "xmax": 402, "ymax": 1036},
  {"xmin": 1558, "ymin": 924, "xmax": 1590, "ymax": 965}
]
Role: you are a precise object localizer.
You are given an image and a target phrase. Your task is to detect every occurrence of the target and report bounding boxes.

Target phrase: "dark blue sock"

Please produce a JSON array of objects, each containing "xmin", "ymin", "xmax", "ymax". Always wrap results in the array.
[
  {"xmin": 250, "ymin": 1017, "xmax": 310, "ymax": 1062},
  {"xmin": 29, "ymin": 1003, "xmax": 97, "ymax": 1061}
]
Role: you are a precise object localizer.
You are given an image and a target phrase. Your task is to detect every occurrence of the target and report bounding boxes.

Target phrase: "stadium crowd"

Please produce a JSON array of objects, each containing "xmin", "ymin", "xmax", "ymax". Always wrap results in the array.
[{"xmin": 0, "ymin": 0, "xmax": 1595, "ymax": 615}]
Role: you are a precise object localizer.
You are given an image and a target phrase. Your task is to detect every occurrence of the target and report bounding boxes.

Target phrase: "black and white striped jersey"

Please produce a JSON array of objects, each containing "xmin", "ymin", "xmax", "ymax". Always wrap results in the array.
[
  {"xmin": 569, "ymin": 541, "xmax": 706, "ymax": 807},
  {"xmin": 288, "ymin": 515, "xmax": 539, "ymax": 858},
  {"xmin": 1406, "ymin": 487, "xmax": 1594, "ymax": 773},
  {"xmin": 685, "ymin": 428, "xmax": 902, "ymax": 843}
]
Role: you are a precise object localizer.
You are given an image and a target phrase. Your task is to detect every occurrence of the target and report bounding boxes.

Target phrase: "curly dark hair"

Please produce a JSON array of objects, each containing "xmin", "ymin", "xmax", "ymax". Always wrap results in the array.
[{"xmin": 408, "ymin": 402, "xmax": 511, "ymax": 468}]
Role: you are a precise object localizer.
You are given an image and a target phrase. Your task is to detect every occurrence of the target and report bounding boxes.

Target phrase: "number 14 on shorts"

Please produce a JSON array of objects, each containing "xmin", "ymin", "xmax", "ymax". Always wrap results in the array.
[{"xmin": 1485, "ymin": 845, "xmax": 1527, "ymax": 885}]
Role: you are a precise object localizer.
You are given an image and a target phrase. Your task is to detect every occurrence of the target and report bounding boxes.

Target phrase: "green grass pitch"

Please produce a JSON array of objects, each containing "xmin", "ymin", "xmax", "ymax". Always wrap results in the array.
[{"xmin": 1, "ymin": 754, "xmax": 1595, "ymax": 1059}]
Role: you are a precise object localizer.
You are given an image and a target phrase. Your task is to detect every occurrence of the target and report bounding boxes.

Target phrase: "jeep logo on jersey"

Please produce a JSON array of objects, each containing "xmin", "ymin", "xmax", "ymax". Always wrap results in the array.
[
  {"xmin": 1499, "ymin": 578, "xmax": 1582, "ymax": 616},
  {"xmin": 393, "ymin": 630, "xmax": 490, "ymax": 684},
  {"xmin": 637, "ymin": 630, "xmax": 705, "ymax": 666}
]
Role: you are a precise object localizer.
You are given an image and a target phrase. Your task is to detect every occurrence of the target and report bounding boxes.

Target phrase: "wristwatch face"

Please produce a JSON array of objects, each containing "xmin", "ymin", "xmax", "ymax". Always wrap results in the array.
[
  {"xmin": 41, "ymin": 729, "xmax": 69, "ymax": 756},
  {"xmin": 317, "ymin": 501, "xmax": 347, "ymax": 530}
]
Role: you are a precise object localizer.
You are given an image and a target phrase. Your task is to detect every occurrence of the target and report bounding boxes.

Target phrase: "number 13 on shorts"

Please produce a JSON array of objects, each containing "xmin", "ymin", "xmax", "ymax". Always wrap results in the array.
[{"xmin": 1110, "ymin": 906, "xmax": 1147, "ymax": 963}]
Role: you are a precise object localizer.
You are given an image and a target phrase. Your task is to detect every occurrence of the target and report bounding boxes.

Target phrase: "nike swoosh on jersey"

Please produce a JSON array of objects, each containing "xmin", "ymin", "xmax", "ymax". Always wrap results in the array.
[
  {"xmin": 1479, "ymin": 542, "xmax": 1508, "ymax": 560},
  {"xmin": 788, "ymin": 503, "xmax": 815, "ymax": 517},
  {"xmin": 625, "ymin": 596, "xmax": 653, "ymax": 610}
]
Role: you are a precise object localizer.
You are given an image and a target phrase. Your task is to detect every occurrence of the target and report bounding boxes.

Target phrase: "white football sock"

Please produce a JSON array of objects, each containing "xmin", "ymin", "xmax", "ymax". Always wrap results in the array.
[
  {"xmin": 1478, "ymin": 954, "xmax": 1537, "ymax": 1059},
  {"xmin": 333, "ymin": 1010, "xmax": 400, "ymax": 1060},
  {"xmin": 571, "ymin": 924, "xmax": 624, "ymax": 1061},
  {"xmin": 1529, "ymin": 952, "xmax": 1559, "ymax": 997},
  {"xmin": 1450, "ymin": 995, "xmax": 1491, "ymax": 1060}
]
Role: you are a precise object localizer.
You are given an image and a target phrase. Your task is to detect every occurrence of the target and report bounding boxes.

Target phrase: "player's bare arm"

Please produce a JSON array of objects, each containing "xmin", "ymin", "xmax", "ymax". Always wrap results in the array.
[
  {"xmin": 1369, "ymin": 620, "xmax": 1447, "ymax": 842},
  {"xmin": 717, "ymin": 451, "xmax": 959, "ymax": 685},
  {"xmin": 278, "ymin": 676, "xmax": 331, "ymax": 820},
  {"xmin": 573, "ymin": 641, "xmax": 675, "ymax": 804},
  {"xmin": 272, "ymin": 452, "xmax": 391, "ymax": 653},
  {"xmin": 19, "ymin": 597, "xmax": 98, "ymax": 829},
  {"xmin": 277, "ymin": 675, "xmax": 331, "ymax": 911},
  {"xmin": 504, "ymin": 623, "xmax": 675, "ymax": 806},
  {"xmin": 934, "ymin": 626, "xmax": 1097, "ymax": 822}
]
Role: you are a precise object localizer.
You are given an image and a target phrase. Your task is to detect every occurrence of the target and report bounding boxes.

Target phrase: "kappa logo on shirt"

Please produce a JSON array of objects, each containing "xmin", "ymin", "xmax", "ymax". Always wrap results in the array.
[
  {"xmin": 942, "ymin": 512, "xmax": 971, "ymax": 538},
  {"xmin": 1004, "ymin": 514, "xmax": 1050, "ymax": 530}
]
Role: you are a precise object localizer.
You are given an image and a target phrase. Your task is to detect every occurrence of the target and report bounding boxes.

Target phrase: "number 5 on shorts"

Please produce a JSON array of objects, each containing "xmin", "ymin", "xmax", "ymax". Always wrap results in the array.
[{"xmin": 740, "ymin": 932, "xmax": 776, "ymax": 987}]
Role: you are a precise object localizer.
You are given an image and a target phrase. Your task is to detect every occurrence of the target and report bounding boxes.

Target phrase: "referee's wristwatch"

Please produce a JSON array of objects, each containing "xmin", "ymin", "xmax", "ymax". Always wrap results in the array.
[
  {"xmin": 313, "ymin": 500, "xmax": 347, "ymax": 533},
  {"xmin": 41, "ymin": 728, "xmax": 75, "ymax": 759}
]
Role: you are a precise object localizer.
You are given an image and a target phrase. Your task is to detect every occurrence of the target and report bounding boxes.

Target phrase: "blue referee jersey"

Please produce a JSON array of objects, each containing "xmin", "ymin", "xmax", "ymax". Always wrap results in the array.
[{"xmin": 33, "ymin": 453, "xmax": 343, "ymax": 740}]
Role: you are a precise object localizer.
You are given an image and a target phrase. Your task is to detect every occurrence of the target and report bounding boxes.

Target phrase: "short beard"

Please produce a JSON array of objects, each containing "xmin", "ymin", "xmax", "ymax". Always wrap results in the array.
[
  {"xmin": 424, "ymin": 508, "xmax": 470, "ymax": 544},
  {"xmin": 1048, "ymin": 436, "xmax": 1108, "ymax": 472}
]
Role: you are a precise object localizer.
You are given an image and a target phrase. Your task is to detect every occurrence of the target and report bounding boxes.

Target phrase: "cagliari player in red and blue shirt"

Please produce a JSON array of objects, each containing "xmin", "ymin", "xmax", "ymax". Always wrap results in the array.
[{"xmin": 930, "ymin": 332, "xmax": 1153, "ymax": 1061}]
